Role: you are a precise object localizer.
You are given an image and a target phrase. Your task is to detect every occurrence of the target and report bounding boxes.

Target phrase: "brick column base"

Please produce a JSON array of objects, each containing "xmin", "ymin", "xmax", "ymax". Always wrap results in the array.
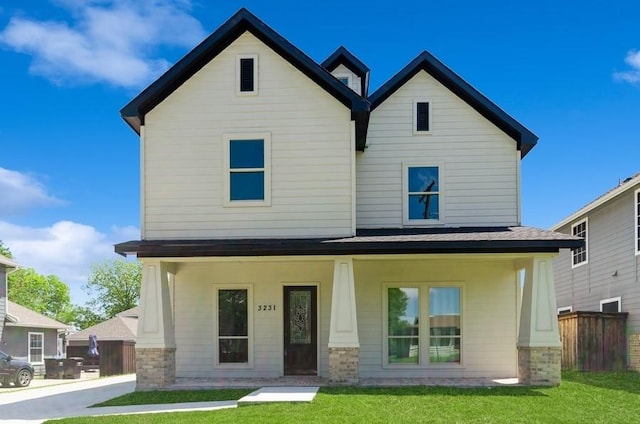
[
  {"xmin": 329, "ymin": 347, "xmax": 359, "ymax": 384},
  {"xmin": 136, "ymin": 347, "xmax": 176, "ymax": 391},
  {"xmin": 629, "ymin": 334, "xmax": 640, "ymax": 371},
  {"xmin": 518, "ymin": 346, "xmax": 561, "ymax": 386}
]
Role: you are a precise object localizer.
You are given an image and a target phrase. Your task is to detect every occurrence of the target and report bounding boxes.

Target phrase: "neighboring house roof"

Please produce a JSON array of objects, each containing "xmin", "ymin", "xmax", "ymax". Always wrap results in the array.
[
  {"xmin": 120, "ymin": 8, "xmax": 370, "ymax": 150},
  {"xmin": 0, "ymin": 255, "xmax": 18, "ymax": 269},
  {"xmin": 4, "ymin": 300, "xmax": 70, "ymax": 330},
  {"xmin": 321, "ymin": 46, "xmax": 370, "ymax": 97},
  {"xmin": 116, "ymin": 226, "xmax": 582, "ymax": 258},
  {"xmin": 68, "ymin": 309, "xmax": 138, "ymax": 343},
  {"xmin": 369, "ymin": 51, "xmax": 538, "ymax": 157},
  {"xmin": 551, "ymin": 173, "xmax": 640, "ymax": 230}
]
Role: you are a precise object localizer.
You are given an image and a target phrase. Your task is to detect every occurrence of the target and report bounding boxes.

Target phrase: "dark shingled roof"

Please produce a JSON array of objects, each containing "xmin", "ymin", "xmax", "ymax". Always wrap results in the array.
[
  {"xmin": 68, "ymin": 306, "xmax": 139, "ymax": 342},
  {"xmin": 115, "ymin": 226, "xmax": 582, "ymax": 258}
]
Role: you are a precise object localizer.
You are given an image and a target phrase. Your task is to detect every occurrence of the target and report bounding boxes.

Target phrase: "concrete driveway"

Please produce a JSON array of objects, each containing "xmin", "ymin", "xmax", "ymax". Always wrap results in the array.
[{"xmin": 0, "ymin": 374, "xmax": 136, "ymax": 423}]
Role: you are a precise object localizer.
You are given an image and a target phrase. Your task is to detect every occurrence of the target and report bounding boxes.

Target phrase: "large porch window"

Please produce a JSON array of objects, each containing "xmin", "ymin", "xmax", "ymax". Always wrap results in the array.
[
  {"xmin": 385, "ymin": 285, "xmax": 461, "ymax": 366},
  {"xmin": 215, "ymin": 286, "xmax": 252, "ymax": 366}
]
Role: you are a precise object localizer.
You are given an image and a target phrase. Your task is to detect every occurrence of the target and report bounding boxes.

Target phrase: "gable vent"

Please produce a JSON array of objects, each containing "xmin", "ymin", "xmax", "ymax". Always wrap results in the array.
[
  {"xmin": 240, "ymin": 58, "xmax": 254, "ymax": 92},
  {"xmin": 417, "ymin": 102, "xmax": 429, "ymax": 132}
]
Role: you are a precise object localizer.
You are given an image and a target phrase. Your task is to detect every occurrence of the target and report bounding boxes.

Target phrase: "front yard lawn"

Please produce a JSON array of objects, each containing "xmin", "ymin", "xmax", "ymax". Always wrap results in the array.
[{"xmin": 49, "ymin": 371, "xmax": 640, "ymax": 423}]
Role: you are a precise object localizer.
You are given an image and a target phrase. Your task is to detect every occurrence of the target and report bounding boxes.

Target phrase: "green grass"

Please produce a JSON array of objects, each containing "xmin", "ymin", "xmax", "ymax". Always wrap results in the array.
[
  {"xmin": 91, "ymin": 388, "xmax": 254, "ymax": 407},
  {"xmin": 49, "ymin": 371, "xmax": 640, "ymax": 423}
]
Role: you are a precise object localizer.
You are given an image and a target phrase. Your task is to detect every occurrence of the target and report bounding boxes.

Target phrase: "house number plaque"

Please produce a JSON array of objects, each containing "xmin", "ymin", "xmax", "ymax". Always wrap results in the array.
[{"xmin": 257, "ymin": 304, "xmax": 276, "ymax": 311}]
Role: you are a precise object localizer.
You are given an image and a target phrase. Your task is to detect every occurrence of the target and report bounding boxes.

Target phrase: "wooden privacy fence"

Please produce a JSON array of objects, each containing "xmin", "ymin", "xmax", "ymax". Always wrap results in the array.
[
  {"xmin": 66, "ymin": 340, "xmax": 136, "ymax": 376},
  {"xmin": 558, "ymin": 311, "xmax": 628, "ymax": 371}
]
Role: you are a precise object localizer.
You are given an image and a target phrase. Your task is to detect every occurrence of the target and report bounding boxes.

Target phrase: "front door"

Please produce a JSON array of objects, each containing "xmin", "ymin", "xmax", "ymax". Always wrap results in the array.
[{"xmin": 283, "ymin": 286, "xmax": 317, "ymax": 375}]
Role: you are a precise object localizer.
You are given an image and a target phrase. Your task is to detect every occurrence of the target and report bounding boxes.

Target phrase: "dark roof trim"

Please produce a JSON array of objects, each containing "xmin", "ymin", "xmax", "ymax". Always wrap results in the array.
[
  {"xmin": 120, "ymin": 8, "xmax": 370, "ymax": 149},
  {"xmin": 321, "ymin": 46, "xmax": 370, "ymax": 97},
  {"xmin": 115, "ymin": 227, "xmax": 582, "ymax": 258},
  {"xmin": 369, "ymin": 51, "xmax": 538, "ymax": 157}
]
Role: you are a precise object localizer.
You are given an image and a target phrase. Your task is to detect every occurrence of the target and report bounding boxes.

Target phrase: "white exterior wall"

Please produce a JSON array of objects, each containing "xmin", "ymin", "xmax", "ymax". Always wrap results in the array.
[
  {"xmin": 172, "ymin": 256, "xmax": 519, "ymax": 379},
  {"xmin": 354, "ymin": 257, "xmax": 519, "ymax": 378},
  {"xmin": 143, "ymin": 32, "xmax": 354, "ymax": 239},
  {"xmin": 173, "ymin": 260, "xmax": 334, "ymax": 378},
  {"xmin": 330, "ymin": 64, "xmax": 362, "ymax": 95},
  {"xmin": 358, "ymin": 71, "xmax": 520, "ymax": 228}
]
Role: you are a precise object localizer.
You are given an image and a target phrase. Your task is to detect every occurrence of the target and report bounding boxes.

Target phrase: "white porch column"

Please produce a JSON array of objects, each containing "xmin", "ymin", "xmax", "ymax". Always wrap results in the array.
[
  {"xmin": 517, "ymin": 255, "xmax": 562, "ymax": 385},
  {"xmin": 328, "ymin": 258, "xmax": 359, "ymax": 383},
  {"xmin": 136, "ymin": 260, "xmax": 176, "ymax": 390}
]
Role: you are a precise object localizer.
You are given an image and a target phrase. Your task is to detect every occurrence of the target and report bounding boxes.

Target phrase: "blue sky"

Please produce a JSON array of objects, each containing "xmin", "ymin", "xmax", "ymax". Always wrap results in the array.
[{"xmin": 1, "ymin": 0, "xmax": 638, "ymax": 305}]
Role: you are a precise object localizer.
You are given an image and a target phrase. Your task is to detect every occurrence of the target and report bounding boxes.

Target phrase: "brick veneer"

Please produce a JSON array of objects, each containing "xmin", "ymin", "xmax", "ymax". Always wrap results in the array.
[
  {"xmin": 629, "ymin": 334, "xmax": 640, "ymax": 371},
  {"xmin": 329, "ymin": 347, "xmax": 359, "ymax": 384},
  {"xmin": 136, "ymin": 347, "xmax": 176, "ymax": 390},
  {"xmin": 518, "ymin": 346, "xmax": 561, "ymax": 386}
]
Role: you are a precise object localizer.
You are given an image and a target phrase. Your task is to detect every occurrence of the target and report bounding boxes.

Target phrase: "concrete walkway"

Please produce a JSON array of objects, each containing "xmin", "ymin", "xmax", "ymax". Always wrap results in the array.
[{"xmin": 0, "ymin": 374, "xmax": 320, "ymax": 423}]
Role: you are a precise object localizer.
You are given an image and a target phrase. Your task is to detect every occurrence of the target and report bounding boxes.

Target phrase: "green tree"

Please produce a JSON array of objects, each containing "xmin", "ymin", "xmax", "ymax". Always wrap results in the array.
[
  {"xmin": 8, "ymin": 268, "xmax": 74, "ymax": 323},
  {"xmin": 69, "ymin": 305, "xmax": 104, "ymax": 330},
  {"xmin": 0, "ymin": 240, "xmax": 13, "ymax": 258},
  {"xmin": 83, "ymin": 259, "xmax": 142, "ymax": 319}
]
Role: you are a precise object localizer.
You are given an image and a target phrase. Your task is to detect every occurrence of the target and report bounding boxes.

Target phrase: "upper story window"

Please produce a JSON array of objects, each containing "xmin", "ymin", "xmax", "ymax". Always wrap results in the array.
[
  {"xmin": 635, "ymin": 189, "xmax": 640, "ymax": 255},
  {"xmin": 557, "ymin": 306, "xmax": 573, "ymax": 315},
  {"xmin": 403, "ymin": 164, "xmax": 442, "ymax": 225},
  {"xmin": 600, "ymin": 296, "xmax": 621, "ymax": 313},
  {"xmin": 571, "ymin": 218, "xmax": 588, "ymax": 267},
  {"xmin": 413, "ymin": 99, "xmax": 431, "ymax": 134},
  {"xmin": 237, "ymin": 54, "xmax": 258, "ymax": 95},
  {"xmin": 223, "ymin": 133, "xmax": 271, "ymax": 206},
  {"xmin": 334, "ymin": 73, "xmax": 351, "ymax": 87}
]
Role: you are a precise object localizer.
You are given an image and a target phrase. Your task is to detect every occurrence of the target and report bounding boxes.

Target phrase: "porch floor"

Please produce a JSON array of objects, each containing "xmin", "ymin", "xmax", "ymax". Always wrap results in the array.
[{"xmin": 164, "ymin": 376, "xmax": 520, "ymax": 390}]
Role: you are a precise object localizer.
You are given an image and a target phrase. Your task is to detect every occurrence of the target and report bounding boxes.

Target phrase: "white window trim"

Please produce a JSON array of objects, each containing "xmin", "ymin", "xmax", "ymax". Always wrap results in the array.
[
  {"xmin": 333, "ymin": 72, "xmax": 352, "ymax": 88},
  {"xmin": 557, "ymin": 306, "xmax": 573, "ymax": 314},
  {"xmin": 382, "ymin": 282, "xmax": 463, "ymax": 369},
  {"xmin": 635, "ymin": 189, "xmax": 640, "ymax": 256},
  {"xmin": 600, "ymin": 296, "xmax": 621, "ymax": 312},
  {"xmin": 223, "ymin": 133, "xmax": 271, "ymax": 207},
  {"xmin": 28, "ymin": 332, "xmax": 44, "ymax": 364},
  {"xmin": 571, "ymin": 218, "xmax": 588, "ymax": 268},
  {"xmin": 236, "ymin": 54, "xmax": 258, "ymax": 96},
  {"xmin": 402, "ymin": 162, "xmax": 445, "ymax": 226},
  {"xmin": 413, "ymin": 98, "xmax": 432, "ymax": 135},
  {"xmin": 213, "ymin": 284, "xmax": 254, "ymax": 369}
]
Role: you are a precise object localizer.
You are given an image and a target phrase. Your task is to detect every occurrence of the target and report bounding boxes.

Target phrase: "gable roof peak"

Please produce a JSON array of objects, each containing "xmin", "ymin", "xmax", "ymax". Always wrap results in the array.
[{"xmin": 369, "ymin": 50, "xmax": 538, "ymax": 157}]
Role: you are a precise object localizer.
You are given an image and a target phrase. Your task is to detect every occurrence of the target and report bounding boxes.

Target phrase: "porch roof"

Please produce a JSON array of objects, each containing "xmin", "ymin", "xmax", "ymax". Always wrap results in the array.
[{"xmin": 115, "ymin": 226, "xmax": 583, "ymax": 258}]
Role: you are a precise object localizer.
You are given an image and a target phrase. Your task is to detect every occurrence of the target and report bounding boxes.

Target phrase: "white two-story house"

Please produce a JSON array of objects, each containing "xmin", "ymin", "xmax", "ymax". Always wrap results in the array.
[{"xmin": 116, "ymin": 8, "xmax": 581, "ymax": 390}]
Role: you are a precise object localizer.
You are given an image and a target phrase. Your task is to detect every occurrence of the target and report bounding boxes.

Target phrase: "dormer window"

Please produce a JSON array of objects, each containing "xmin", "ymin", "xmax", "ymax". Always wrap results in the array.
[
  {"xmin": 237, "ymin": 54, "xmax": 258, "ymax": 95},
  {"xmin": 334, "ymin": 73, "xmax": 351, "ymax": 87},
  {"xmin": 414, "ymin": 99, "xmax": 431, "ymax": 134}
]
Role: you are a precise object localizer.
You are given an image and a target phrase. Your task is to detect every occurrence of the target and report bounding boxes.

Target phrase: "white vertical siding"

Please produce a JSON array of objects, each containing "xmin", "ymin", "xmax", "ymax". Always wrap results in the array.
[
  {"xmin": 354, "ymin": 257, "xmax": 518, "ymax": 378},
  {"xmin": 357, "ymin": 71, "xmax": 520, "ymax": 228},
  {"xmin": 553, "ymin": 188, "xmax": 640, "ymax": 332},
  {"xmin": 173, "ymin": 260, "xmax": 333, "ymax": 378},
  {"xmin": 143, "ymin": 31, "xmax": 353, "ymax": 239}
]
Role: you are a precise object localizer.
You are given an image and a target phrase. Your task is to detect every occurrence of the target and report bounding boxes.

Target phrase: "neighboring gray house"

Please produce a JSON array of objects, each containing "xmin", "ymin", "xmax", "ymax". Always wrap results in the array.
[
  {"xmin": 0, "ymin": 255, "xmax": 18, "ymax": 344},
  {"xmin": 2, "ymin": 300, "xmax": 70, "ymax": 375},
  {"xmin": 552, "ymin": 173, "xmax": 640, "ymax": 370}
]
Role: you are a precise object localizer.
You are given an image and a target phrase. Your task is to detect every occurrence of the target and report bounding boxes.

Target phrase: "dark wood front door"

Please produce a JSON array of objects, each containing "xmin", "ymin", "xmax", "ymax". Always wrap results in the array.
[{"xmin": 283, "ymin": 286, "xmax": 317, "ymax": 375}]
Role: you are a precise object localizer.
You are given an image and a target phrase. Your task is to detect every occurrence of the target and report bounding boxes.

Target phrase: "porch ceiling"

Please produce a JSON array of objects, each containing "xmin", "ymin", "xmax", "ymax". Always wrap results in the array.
[{"xmin": 115, "ymin": 226, "xmax": 583, "ymax": 258}]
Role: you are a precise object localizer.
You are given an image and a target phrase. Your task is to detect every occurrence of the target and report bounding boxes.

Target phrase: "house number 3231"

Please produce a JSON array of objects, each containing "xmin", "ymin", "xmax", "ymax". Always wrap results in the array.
[{"xmin": 257, "ymin": 305, "xmax": 276, "ymax": 311}]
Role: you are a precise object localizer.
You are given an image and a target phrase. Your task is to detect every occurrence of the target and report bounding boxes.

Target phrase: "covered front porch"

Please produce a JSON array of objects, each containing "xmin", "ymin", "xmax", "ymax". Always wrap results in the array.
[{"xmin": 115, "ymin": 227, "xmax": 582, "ymax": 390}]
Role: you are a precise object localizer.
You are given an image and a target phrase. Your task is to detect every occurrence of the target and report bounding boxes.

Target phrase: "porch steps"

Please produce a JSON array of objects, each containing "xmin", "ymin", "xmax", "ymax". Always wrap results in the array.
[{"xmin": 237, "ymin": 386, "xmax": 319, "ymax": 406}]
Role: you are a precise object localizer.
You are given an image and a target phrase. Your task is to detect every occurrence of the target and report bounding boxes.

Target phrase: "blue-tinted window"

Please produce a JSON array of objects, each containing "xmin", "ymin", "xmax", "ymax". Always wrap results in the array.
[
  {"xmin": 230, "ymin": 140, "xmax": 264, "ymax": 169},
  {"xmin": 407, "ymin": 166, "xmax": 439, "ymax": 220},
  {"xmin": 230, "ymin": 172, "xmax": 265, "ymax": 201}
]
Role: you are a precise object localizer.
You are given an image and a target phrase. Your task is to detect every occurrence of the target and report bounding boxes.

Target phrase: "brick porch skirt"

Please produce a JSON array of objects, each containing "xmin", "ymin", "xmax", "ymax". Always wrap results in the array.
[
  {"xmin": 517, "ymin": 346, "xmax": 561, "ymax": 386},
  {"xmin": 328, "ymin": 347, "xmax": 359, "ymax": 384},
  {"xmin": 136, "ymin": 347, "xmax": 176, "ymax": 391}
]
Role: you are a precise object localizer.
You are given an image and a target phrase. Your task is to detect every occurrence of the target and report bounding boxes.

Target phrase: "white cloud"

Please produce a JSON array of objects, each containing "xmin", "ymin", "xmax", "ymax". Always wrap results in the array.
[
  {"xmin": 0, "ymin": 0, "xmax": 206, "ymax": 88},
  {"xmin": 613, "ymin": 50, "xmax": 640, "ymax": 84},
  {"xmin": 0, "ymin": 220, "xmax": 140, "ymax": 305},
  {"xmin": 0, "ymin": 167, "xmax": 63, "ymax": 216}
]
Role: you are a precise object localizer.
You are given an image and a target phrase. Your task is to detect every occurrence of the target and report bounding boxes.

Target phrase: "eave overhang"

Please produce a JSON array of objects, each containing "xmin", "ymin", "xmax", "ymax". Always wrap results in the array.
[
  {"xmin": 115, "ymin": 227, "xmax": 583, "ymax": 258},
  {"xmin": 120, "ymin": 8, "xmax": 370, "ymax": 149},
  {"xmin": 369, "ymin": 51, "xmax": 538, "ymax": 157}
]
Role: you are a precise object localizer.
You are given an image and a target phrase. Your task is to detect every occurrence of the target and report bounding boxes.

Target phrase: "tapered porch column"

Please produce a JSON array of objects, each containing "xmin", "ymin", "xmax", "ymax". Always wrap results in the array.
[
  {"xmin": 136, "ymin": 260, "xmax": 176, "ymax": 390},
  {"xmin": 328, "ymin": 258, "xmax": 359, "ymax": 384},
  {"xmin": 517, "ymin": 255, "xmax": 562, "ymax": 386}
]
